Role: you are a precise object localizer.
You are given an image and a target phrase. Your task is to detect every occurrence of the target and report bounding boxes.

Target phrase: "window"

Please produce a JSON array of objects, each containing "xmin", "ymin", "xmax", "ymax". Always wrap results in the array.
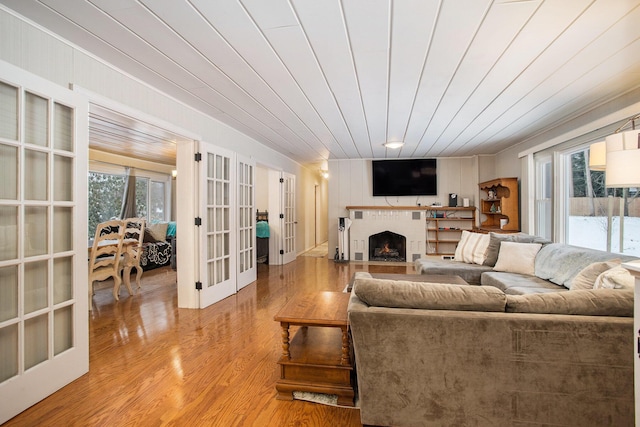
[
  {"xmin": 88, "ymin": 172, "xmax": 125, "ymax": 236},
  {"xmin": 135, "ymin": 177, "xmax": 148, "ymax": 219},
  {"xmin": 88, "ymin": 166, "xmax": 170, "ymax": 236},
  {"xmin": 534, "ymin": 154, "xmax": 552, "ymax": 240},
  {"xmin": 149, "ymin": 180, "xmax": 166, "ymax": 223},
  {"xmin": 563, "ymin": 145, "xmax": 639, "ymax": 256}
]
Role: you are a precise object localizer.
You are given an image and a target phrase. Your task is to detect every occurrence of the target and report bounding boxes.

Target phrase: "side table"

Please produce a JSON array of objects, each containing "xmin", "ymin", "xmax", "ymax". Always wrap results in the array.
[{"xmin": 273, "ymin": 291, "xmax": 355, "ymax": 406}]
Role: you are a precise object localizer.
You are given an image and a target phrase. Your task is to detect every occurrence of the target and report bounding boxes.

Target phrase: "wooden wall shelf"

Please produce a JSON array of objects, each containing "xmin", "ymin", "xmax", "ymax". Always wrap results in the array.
[
  {"xmin": 346, "ymin": 206, "xmax": 427, "ymax": 210},
  {"xmin": 425, "ymin": 206, "xmax": 476, "ymax": 255},
  {"xmin": 478, "ymin": 178, "xmax": 519, "ymax": 232}
]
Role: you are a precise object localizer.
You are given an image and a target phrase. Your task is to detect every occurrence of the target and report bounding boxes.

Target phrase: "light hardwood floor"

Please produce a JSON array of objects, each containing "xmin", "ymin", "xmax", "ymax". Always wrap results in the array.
[{"xmin": 4, "ymin": 257, "xmax": 416, "ymax": 426}]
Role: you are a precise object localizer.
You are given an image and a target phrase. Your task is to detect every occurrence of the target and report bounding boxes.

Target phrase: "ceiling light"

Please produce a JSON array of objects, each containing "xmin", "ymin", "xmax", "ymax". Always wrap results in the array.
[{"xmin": 383, "ymin": 141, "xmax": 404, "ymax": 149}]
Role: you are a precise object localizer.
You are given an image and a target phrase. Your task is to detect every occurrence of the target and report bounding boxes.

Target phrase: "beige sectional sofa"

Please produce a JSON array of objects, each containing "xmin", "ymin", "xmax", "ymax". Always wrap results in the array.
[
  {"xmin": 348, "ymin": 234, "xmax": 637, "ymax": 426},
  {"xmin": 414, "ymin": 232, "xmax": 637, "ymax": 293}
]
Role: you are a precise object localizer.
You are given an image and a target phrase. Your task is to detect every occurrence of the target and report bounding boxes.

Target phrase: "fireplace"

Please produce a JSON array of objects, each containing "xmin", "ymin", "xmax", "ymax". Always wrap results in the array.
[
  {"xmin": 348, "ymin": 208, "xmax": 425, "ymax": 262},
  {"xmin": 369, "ymin": 231, "xmax": 406, "ymax": 262}
]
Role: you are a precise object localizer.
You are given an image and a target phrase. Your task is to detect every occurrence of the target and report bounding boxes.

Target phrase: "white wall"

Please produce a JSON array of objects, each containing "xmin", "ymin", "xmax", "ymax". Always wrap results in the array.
[
  {"xmin": 255, "ymin": 166, "xmax": 270, "ymax": 213},
  {"xmin": 327, "ymin": 157, "xmax": 482, "ymax": 255}
]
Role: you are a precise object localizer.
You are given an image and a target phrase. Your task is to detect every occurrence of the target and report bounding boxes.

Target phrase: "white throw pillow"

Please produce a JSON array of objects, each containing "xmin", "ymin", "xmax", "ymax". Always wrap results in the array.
[
  {"xmin": 453, "ymin": 230, "xmax": 470, "ymax": 262},
  {"xmin": 493, "ymin": 241, "xmax": 542, "ymax": 276},
  {"xmin": 454, "ymin": 231, "xmax": 490, "ymax": 265},
  {"xmin": 570, "ymin": 259, "xmax": 620, "ymax": 290},
  {"xmin": 593, "ymin": 266, "xmax": 634, "ymax": 290}
]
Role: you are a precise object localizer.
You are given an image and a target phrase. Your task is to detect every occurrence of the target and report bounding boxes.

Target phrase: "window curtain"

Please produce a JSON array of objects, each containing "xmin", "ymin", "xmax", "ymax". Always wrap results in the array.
[{"xmin": 119, "ymin": 167, "xmax": 137, "ymax": 219}]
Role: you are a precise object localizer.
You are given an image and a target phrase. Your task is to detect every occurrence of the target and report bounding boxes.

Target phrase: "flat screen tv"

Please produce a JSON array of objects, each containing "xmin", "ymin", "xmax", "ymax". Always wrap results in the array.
[{"xmin": 372, "ymin": 159, "xmax": 437, "ymax": 196}]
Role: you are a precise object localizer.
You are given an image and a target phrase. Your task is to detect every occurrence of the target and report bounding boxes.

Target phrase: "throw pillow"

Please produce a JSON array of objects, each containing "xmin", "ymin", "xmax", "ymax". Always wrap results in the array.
[
  {"xmin": 593, "ymin": 266, "xmax": 634, "ymax": 290},
  {"xmin": 570, "ymin": 259, "xmax": 620, "ymax": 290},
  {"xmin": 483, "ymin": 232, "xmax": 551, "ymax": 267},
  {"xmin": 493, "ymin": 241, "xmax": 542, "ymax": 276},
  {"xmin": 166, "ymin": 221, "xmax": 177, "ymax": 237},
  {"xmin": 147, "ymin": 222, "xmax": 168, "ymax": 242},
  {"xmin": 454, "ymin": 231, "xmax": 490, "ymax": 265},
  {"xmin": 483, "ymin": 232, "xmax": 529, "ymax": 267},
  {"xmin": 453, "ymin": 230, "xmax": 470, "ymax": 262},
  {"xmin": 143, "ymin": 228, "xmax": 158, "ymax": 243}
]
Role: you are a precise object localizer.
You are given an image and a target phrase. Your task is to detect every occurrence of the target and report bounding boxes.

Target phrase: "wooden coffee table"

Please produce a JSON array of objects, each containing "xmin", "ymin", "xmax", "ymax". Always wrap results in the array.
[{"xmin": 273, "ymin": 291, "xmax": 355, "ymax": 406}]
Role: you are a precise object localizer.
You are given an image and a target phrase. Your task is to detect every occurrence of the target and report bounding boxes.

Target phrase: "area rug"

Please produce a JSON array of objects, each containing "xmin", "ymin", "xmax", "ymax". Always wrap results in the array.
[
  {"xmin": 300, "ymin": 242, "xmax": 328, "ymax": 258},
  {"xmin": 292, "ymin": 391, "xmax": 359, "ymax": 409}
]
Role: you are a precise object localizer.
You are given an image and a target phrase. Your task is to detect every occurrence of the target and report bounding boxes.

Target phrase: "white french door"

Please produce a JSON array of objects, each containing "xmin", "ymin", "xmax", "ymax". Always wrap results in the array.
[
  {"xmin": 236, "ymin": 155, "xmax": 256, "ymax": 290},
  {"xmin": 198, "ymin": 142, "xmax": 236, "ymax": 308},
  {"xmin": 281, "ymin": 172, "xmax": 296, "ymax": 265},
  {"xmin": 0, "ymin": 61, "xmax": 88, "ymax": 424}
]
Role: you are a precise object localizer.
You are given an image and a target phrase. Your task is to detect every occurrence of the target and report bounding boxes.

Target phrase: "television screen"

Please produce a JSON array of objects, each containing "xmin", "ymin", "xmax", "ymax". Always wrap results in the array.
[{"xmin": 372, "ymin": 159, "xmax": 437, "ymax": 196}]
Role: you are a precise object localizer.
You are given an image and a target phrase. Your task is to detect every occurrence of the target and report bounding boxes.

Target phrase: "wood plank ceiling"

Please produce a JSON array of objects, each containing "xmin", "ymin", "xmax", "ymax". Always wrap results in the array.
[
  {"xmin": 89, "ymin": 106, "xmax": 179, "ymax": 166},
  {"xmin": 3, "ymin": 0, "xmax": 640, "ymax": 165}
]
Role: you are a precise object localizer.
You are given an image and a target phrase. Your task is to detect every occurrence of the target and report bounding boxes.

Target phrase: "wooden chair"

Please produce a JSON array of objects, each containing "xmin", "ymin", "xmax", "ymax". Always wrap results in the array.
[
  {"xmin": 89, "ymin": 219, "xmax": 126, "ymax": 305},
  {"xmin": 121, "ymin": 218, "xmax": 146, "ymax": 293}
]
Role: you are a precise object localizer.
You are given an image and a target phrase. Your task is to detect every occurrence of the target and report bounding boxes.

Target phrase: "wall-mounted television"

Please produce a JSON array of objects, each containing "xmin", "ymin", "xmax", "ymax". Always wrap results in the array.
[{"xmin": 372, "ymin": 159, "xmax": 437, "ymax": 196}]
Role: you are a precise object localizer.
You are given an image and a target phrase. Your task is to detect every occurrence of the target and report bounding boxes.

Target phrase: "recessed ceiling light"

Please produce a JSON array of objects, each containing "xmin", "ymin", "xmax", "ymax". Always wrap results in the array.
[{"xmin": 383, "ymin": 141, "xmax": 404, "ymax": 149}]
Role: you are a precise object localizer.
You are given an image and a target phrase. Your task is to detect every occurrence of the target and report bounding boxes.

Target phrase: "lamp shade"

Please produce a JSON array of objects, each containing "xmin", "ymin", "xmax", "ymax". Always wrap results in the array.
[
  {"xmin": 605, "ymin": 149, "xmax": 640, "ymax": 187},
  {"xmin": 604, "ymin": 128, "xmax": 640, "ymax": 187},
  {"xmin": 605, "ymin": 129, "xmax": 640, "ymax": 152},
  {"xmin": 588, "ymin": 141, "xmax": 606, "ymax": 171}
]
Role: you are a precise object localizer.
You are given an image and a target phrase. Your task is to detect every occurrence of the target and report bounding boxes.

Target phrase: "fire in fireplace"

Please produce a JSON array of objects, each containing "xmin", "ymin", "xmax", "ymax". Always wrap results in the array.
[{"xmin": 369, "ymin": 231, "xmax": 406, "ymax": 262}]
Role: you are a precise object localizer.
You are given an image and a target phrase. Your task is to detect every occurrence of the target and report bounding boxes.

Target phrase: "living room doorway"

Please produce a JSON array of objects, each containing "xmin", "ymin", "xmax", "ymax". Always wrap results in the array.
[{"xmin": 85, "ymin": 95, "xmax": 198, "ymax": 309}]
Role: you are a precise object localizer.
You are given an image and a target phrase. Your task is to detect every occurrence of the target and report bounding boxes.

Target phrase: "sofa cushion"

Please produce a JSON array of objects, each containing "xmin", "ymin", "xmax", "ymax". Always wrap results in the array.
[
  {"xmin": 347, "ymin": 271, "xmax": 373, "ymax": 292},
  {"xmin": 502, "ymin": 286, "xmax": 569, "ymax": 295},
  {"xmin": 493, "ymin": 242, "xmax": 542, "ymax": 275},
  {"xmin": 505, "ymin": 288, "xmax": 633, "ymax": 317},
  {"xmin": 535, "ymin": 243, "xmax": 634, "ymax": 289},
  {"xmin": 594, "ymin": 266, "xmax": 634, "ymax": 290},
  {"xmin": 147, "ymin": 222, "xmax": 168, "ymax": 242},
  {"xmin": 353, "ymin": 278, "xmax": 506, "ymax": 312},
  {"xmin": 413, "ymin": 258, "xmax": 492, "ymax": 285},
  {"xmin": 481, "ymin": 271, "xmax": 566, "ymax": 294},
  {"xmin": 571, "ymin": 259, "xmax": 621, "ymax": 290},
  {"xmin": 454, "ymin": 231, "xmax": 490, "ymax": 265},
  {"xmin": 483, "ymin": 232, "xmax": 550, "ymax": 267}
]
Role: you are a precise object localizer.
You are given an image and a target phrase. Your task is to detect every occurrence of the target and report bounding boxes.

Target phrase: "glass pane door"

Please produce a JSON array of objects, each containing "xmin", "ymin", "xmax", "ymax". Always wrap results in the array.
[
  {"xmin": 236, "ymin": 155, "xmax": 255, "ymax": 290},
  {"xmin": 281, "ymin": 172, "xmax": 296, "ymax": 265},
  {"xmin": 199, "ymin": 142, "xmax": 236, "ymax": 308},
  {"xmin": 0, "ymin": 63, "xmax": 88, "ymax": 425}
]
